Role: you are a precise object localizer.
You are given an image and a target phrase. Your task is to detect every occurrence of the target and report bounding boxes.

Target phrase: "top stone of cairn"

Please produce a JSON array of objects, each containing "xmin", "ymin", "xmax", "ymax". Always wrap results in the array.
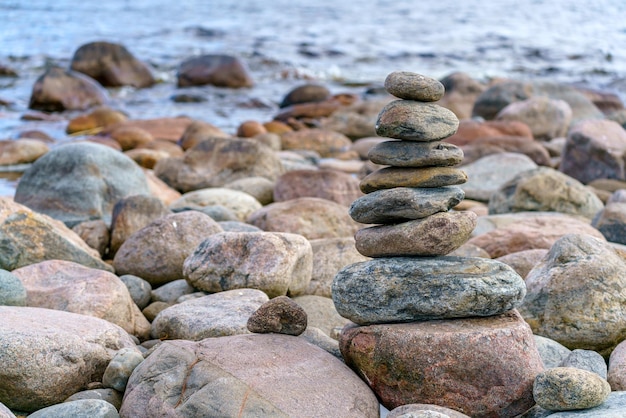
[{"xmin": 384, "ymin": 71, "xmax": 445, "ymax": 102}]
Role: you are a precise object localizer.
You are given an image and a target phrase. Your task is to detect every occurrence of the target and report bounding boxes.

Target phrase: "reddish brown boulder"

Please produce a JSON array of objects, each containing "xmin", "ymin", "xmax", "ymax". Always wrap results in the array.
[
  {"xmin": 560, "ymin": 119, "xmax": 626, "ymax": 184},
  {"xmin": 340, "ymin": 310, "xmax": 543, "ymax": 417},
  {"xmin": 177, "ymin": 54, "xmax": 253, "ymax": 88},
  {"xmin": 103, "ymin": 117, "xmax": 194, "ymax": 142},
  {"xmin": 279, "ymin": 83, "xmax": 331, "ymax": 108},
  {"xmin": 29, "ymin": 67, "xmax": 108, "ymax": 112},
  {"xmin": 280, "ymin": 128, "xmax": 352, "ymax": 158},
  {"xmin": 66, "ymin": 106, "xmax": 127, "ymax": 134},
  {"xmin": 70, "ymin": 41, "xmax": 155, "ymax": 88},
  {"xmin": 273, "ymin": 169, "xmax": 363, "ymax": 206},
  {"xmin": 446, "ymin": 119, "xmax": 533, "ymax": 146}
]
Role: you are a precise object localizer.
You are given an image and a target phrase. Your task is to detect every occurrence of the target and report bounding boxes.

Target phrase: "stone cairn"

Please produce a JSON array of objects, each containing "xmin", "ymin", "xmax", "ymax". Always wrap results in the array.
[{"xmin": 331, "ymin": 71, "xmax": 545, "ymax": 417}]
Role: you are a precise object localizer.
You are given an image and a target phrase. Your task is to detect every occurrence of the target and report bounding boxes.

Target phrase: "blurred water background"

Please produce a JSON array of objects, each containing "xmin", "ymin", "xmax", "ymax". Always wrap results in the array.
[{"xmin": 0, "ymin": 0, "xmax": 625, "ymax": 193}]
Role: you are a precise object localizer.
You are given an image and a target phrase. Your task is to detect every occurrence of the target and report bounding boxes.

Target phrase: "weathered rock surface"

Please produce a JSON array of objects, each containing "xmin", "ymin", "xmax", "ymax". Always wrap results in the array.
[
  {"xmin": 120, "ymin": 334, "xmax": 379, "ymax": 418},
  {"xmin": 14, "ymin": 142, "xmax": 150, "ymax": 227},
  {"xmin": 354, "ymin": 211, "xmax": 477, "ymax": 257},
  {"xmin": 332, "ymin": 256, "xmax": 525, "ymax": 324},
  {"xmin": 0, "ymin": 306, "xmax": 137, "ymax": 412},
  {"xmin": 293, "ymin": 294, "xmax": 352, "ymax": 337},
  {"xmin": 247, "ymin": 197, "xmax": 362, "ymax": 240},
  {"xmin": 113, "ymin": 211, "xmax": 223, "ymax": 286},
  {"xmin": 496, "ymin": 249, "xmax": 548, "ymax": 279},
  {"xmin": 349, "ymin": 186, "xmax": 464, "ymax": 224},
  {"xmin": 0, "ymin": 138, "xmax": 49, "ymax": 166},
  {"xmin": 376, "ymin": 100, "xmax": 459, "ymax": 141},
  {"xmin": 535, "ymin": 335, "xmax": 572, "ymax": 369},
  {"xmin": 0, "ymin": 198, "xmax": 112, "ymax": 272},
  {"xmin": 151, "ymin": 288, "xmax": 268, "ymax": 340},
  {"xmin": 592, "ymin": 189, "xmax": 626, "ymax": 244},
  {"xmin": 247, "ymin": 296, "xmax": 308, "ymax": 336},
  {"xmin": 13, "ymin": 260, "xmax": 150, "ymax": 339},
  {"xmin": 488, "ymin": 166, "xmax": 604, "ymax": 219},
  {"xmin": 519, "ymin": 234, "xmax": 626, "ymax": 357},
  {"xmin": 533, "ymin": 367, "xmax": 611, "ymax": 411},
  {"xmin": 339, "ymin": 310, "xmax": 543, "ymax": 417},
  {"xmin": 183, "ymin": 231, "xmax": 312, "ymax": 297}
]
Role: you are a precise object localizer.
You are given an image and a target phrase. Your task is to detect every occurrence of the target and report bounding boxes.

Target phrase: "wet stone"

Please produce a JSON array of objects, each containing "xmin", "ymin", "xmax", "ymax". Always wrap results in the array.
[
  {"xmin": 384, "ymin": 71, "xmax": 445, "ymax": 102},
  {"xmin": 332, "ymin": 256, "xmax": 526, "ymax": 325},
  {"xmin": 360, "ymin": 166, "xmax": 468, "ymax": 193},
  {"xmin": 349, "ymin": 186, "xmax": 465, "ymax": 224},
  {"xmin": 247, "ymin": 296, "xmax": 308, "ymax": 336},
  {"xmin": 375, "ymin": 100, "xmax": 459, "ymax": 141},
  {"xmin": 368, "ymin": 140, "xmax": 464, "ymax": 167},
  {"xmin": 354, "ymin": 211, "xmax": 477, "ymax": 257}
]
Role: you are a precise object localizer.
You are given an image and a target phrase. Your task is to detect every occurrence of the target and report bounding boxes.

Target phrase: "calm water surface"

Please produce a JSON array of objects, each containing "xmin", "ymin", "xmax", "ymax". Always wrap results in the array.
[{"xmin": 1, "ymin": 0, "xmax": 626, "ymax": 194}]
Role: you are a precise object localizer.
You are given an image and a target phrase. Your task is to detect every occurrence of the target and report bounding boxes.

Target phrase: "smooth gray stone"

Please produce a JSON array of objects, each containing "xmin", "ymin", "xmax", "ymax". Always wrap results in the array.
[
  {"xmin": 64, "ymin": 389, "xmax": 123, "ymax": 411},
  {"xmin": 368, "ymin": 140, "xmax": 464, "ymax": 167},
  {"xmin": 332, "ymin": 256, "xmax": 526, "ymax": 325},
  {"xmin": 0, "ymin": 269, "xmax": 27, "ymax": 306},
  {"xmin": 560, "ymin": 349, "xmax": 607, "ymax": 379},
  {"xmin": 535, "ymin": 335, "xmax": 572, "ymax": 369},
  {"xmin": 102, "ymin": 348, "xmax": 145, "ymax": 392},
  {"xmin": 375, "ymin": 100, "xmax": 459, "ymax": 141},
  {"xmin": 28, "ymin": 399, "xmax": 119, "ymax": 418},
  {"xmin": 546, "ymin": 391, "xmax": 626, "ymax": 416},
  {"xmin": 119, "ymin": 274, "xmax": 152, "ymax": 310},
  {"xmin": 349, "ymin": 186, "xmax": 464, "ymax": 224},
  {"xmin": 384, "ymin": 71, "xmax": 445, "ymax": 102}
]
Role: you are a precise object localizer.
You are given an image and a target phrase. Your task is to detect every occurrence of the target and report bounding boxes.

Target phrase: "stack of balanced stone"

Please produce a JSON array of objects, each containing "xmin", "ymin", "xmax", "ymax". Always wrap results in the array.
[{"xmin": 332, "ymin": 72, "xmax": 545, "ymax": 417}]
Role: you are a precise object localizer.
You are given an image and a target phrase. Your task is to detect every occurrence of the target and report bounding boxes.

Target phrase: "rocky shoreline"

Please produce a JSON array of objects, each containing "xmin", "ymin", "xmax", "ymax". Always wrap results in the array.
[{"xmin": 2, "ymin": 42, "xmax": 626, "ymax": 417}]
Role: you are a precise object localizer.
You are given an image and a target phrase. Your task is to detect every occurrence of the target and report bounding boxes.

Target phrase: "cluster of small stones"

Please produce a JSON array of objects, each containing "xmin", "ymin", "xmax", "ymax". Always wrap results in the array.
[{"xmin": 332, "ymin": 72, "xmax": 534, "ymax": 415}]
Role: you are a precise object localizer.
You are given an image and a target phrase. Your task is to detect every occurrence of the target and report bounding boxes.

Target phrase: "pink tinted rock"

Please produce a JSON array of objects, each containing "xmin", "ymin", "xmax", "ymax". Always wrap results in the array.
[{"xmin": 340, "ymin": 310, "xmax": 543, "ymax": 417}]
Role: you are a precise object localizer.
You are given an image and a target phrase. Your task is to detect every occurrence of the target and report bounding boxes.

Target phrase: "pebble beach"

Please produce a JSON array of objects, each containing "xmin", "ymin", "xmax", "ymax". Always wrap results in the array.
[{"xmin": 2, "ymin": 2, "xmax": 626, "ymax": 417}]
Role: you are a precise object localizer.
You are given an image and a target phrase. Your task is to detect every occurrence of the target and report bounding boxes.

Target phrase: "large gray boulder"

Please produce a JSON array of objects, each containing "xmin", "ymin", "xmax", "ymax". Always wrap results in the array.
[{"xmin": 14, "ymin": 142, "xmax": 150, "ymax": 227}]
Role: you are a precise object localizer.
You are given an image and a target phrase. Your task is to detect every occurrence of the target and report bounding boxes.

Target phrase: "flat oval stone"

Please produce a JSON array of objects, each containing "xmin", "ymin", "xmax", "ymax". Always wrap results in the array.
[
  {"xmin": 376, "ymin": 100, "xmax": 459, "ymax": 141},
  {"xmin": 332, "ymin": 256, "xmax": 526, "ymax": 324},
  {"xmin": 360, "ymin": 167, "xmax": 467, "ymax": 194},
  {"xmin": 354, "ymin": 211, "xmax": 477, "ymax": 257},
  {"xmin": 368, "ymin": 140, "xmax": 464, "ymax": 167},
  {"xmin": 349, "ymin": 186, "xmax": 465, "ymax": 224},
  {"xmin": 533, "ymin": 367, "xmax": 611, "ymax": 411},
  {"xmin": 384, "ymin": 71, "xmax": 445, "ymax": 102}
]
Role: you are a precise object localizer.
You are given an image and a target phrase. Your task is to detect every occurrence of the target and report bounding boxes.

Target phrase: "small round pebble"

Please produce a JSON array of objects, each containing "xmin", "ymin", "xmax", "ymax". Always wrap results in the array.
[
  {"xmin": 384, "ymin": 71, "xmax": 445, "ymax": 102},
  {"xmin": 102, "ymin": 348, "xmax": 145, "ymax": 392},
  {"xmin": 533, "ymin": 367, "xmax": 611, "ymax": 411},
  {"xmin": 247, "ymin": 295, "xmax": 308, "ymax": 336}
]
